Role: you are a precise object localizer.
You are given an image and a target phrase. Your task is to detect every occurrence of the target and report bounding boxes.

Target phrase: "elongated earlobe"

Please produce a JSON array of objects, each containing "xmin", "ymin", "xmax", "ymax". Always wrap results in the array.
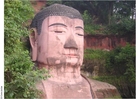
[{"xmin": 29, "ymin": 28, "xmax": 38, "ymax": 61}]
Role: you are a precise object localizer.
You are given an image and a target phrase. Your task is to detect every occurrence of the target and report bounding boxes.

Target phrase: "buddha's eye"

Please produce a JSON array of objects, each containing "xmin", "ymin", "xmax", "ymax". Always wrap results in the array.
[
  {"xmin": 54, "ymin": 31, "xmax": 63, "ymax": 33},
  {"xmin": 76, "ymin": 33, "xmax": 84, "ymax": 36}
]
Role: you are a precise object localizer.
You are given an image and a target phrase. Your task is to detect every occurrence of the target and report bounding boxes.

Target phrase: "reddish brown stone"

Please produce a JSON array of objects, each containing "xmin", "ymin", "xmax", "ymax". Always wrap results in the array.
[
  {"xmin": 88, "ymin": 79, "xmax": 121, "ymax": 98},
  {"xmin": 84, "ymin": 34, "xmax": 135, "ymax": 50},
  {"xmin": 30, "ymin": 0, "xmax": 46, "ymax": 14}
]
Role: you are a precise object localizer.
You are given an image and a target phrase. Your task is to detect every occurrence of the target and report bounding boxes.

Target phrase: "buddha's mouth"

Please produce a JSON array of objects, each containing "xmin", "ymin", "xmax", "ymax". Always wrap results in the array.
[
  {"xmin": 63, "ymin": 48, "xmax": 79, "ymax": 58},
  {"xmin": 63, "ymin": 54, "xmax": 79, "ymax": 58}
]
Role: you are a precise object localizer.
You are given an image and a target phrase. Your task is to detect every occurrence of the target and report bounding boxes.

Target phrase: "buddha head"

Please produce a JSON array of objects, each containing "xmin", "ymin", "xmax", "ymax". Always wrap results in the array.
[
  {"xmin": 29, "ymin": 4, "xmax": 84, "ymax": 71},
  {"xmin": 29, "ymin": 5, "xmax": 121, "ymax": 97}
]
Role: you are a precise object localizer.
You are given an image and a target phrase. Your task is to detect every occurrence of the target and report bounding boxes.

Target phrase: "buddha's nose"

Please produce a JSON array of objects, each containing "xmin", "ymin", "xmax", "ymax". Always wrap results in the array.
[{"xmin": 64, "ymin": 35, "xmax": 78, "ymax": 49}]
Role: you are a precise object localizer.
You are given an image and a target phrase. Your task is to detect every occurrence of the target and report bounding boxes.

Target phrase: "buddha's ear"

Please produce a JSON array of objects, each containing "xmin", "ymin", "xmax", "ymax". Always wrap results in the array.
[{"xmin": 29, "ymin": 28, "xmax": 38, "ymax": 61}]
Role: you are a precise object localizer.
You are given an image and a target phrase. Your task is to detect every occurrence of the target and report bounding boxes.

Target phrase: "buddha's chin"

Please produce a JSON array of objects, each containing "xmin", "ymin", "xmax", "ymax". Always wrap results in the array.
[{"xmin": 66, "ymin": 57, "xmax": 78, "ymax": 66}]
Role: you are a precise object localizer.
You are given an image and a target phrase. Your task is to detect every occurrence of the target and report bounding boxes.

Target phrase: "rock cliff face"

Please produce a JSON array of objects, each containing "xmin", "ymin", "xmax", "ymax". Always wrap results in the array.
[
  {"xmin": 30, "ymin": 0, "xmax": 46, "ymax": 14},
  {"xmin": 84, "ymin": 34, "xmax": 135, "ymax": 50}
]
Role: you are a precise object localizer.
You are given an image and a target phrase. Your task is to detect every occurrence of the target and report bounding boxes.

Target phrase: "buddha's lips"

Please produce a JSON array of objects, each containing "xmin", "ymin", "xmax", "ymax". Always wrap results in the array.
[{"xmin": 63, "ymin": 54, "xmax": 78, "ymax": 58}]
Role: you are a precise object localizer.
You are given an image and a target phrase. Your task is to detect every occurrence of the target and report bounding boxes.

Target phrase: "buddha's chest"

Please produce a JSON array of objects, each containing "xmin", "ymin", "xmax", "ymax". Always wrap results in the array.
[{"xmin": 42, "ymin": 80, "xmax": 92, "ymax": 99}]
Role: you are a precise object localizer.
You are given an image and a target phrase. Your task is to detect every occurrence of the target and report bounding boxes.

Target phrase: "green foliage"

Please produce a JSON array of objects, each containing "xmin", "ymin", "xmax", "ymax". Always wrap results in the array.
[
  {"xmin": 84, "ymin": 49, "xmax": 107, "ymax": 60},
  {"xmin": 5, "ymin": 68, "xmax": 50, "ymax": 98},
  {"xmin": 94, "ymin": 76, "xmax": 125, "ymax": 85},
  {"xmin": 114, "ymin": 1, "xmax": 135, "ymax": 18},
  {"xmin": 83, "ymin": 49, "xmax": 108, "ymax": 74},
  {"xmin": 4, "ymin": 0, "xmax": 34, "ymax": 54},
  {"xmin": 105, "ymin": 44, "xmax": 135, "ymax": 82},
  {"xmin": 106, "ymin": 17, "xmax": 135, "ymax": 35},
  {"xmin": 82, "ymin": 10, "xmax": 92, "ymax": 25},
  {"xmin": 84, "ymin": 46, "xmax": 135, "ymax": 98},
  {"xmin": 94, "ymin": 75, "xmax": 135, "ymax": 98},
  {"xmin": 84, "ymin": 45, "xmax": 135, "ymax": 98},
  {"xmin": 5, "ymin": 0, "xmax": 50, "ymax": 98},
  {"xmin": 84, "ymin": 24, "xmax": 95, "ymax": 34},
  {"xmin": 82, "ymin": 10, "xmax": 101, "ymax": 34}
]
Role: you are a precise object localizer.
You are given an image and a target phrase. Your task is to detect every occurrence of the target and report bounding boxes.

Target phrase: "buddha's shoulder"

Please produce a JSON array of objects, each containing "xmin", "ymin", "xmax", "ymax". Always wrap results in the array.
[
  {"xmin": 87, "ymin": 78, "xmax": 121, "ymax": 98},
  {"xmin": 87, "ymin": 78, "xmax": 116, "ymax": 90}
]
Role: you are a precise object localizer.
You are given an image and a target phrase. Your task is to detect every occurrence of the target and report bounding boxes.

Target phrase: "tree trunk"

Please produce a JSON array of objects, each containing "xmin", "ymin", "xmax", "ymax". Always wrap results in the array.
[{"xmin": 108, "ymin": 1, "xmax": 114, "ymax": 25}]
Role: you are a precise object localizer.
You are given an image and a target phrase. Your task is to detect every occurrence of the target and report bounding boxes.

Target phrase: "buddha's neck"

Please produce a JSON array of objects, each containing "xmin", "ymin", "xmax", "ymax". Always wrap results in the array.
[{"xmin": 38, "ymin": 63, "xmax": 82, "ymax": 84}]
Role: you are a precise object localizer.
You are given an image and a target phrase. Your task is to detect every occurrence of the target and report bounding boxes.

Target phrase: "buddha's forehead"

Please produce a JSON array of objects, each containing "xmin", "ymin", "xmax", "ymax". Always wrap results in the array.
[
  {"xmin": 42, "ymin": 16, "xmax": 84, "ymax": 27},
  {"xmin": 30, "ymin": 4, "xmax": 83, "ymax": 34}
]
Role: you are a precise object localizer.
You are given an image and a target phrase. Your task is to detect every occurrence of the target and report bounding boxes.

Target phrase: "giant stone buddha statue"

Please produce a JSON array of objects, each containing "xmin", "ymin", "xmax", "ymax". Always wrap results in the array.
[{"xmin": 29, "ymin": 4, "xmax": 121, "ymax": 99}]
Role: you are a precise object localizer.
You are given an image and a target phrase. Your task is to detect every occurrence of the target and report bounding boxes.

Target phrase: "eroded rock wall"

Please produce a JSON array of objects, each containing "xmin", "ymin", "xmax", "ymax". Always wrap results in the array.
[{"xmin": 84, "ymin": 34, "xmax": 135, "ymax": 50}]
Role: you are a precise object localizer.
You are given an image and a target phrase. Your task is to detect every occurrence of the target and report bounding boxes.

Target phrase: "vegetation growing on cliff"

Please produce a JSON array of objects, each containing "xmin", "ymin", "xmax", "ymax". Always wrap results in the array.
[
  {"xmin": 4, "ymin": 0, "xmax": 50, "ymax": 98},
  {"xmin": 83, "ymin": 44, "xmax": 135, "ymax": 98}
]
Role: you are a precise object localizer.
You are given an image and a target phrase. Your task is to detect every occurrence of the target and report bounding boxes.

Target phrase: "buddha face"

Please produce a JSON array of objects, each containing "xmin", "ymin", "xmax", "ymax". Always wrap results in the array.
[{"xmin": 30, "ymin": 16, "xmax": 84, "ymax": 67}]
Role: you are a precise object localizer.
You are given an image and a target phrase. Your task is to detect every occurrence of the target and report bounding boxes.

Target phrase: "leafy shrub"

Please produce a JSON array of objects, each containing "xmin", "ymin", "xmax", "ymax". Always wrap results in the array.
[
  {"xmin": 105, "ymin": 44, "xmax": 135, "ymax": 82},
  {"xmin": 83, "ymin": 49, "xmax": 108, "ymax": 75},
  {"xmin": 4, "ymin": 0, "xmax": 50, "ymax": 98},
  {"xmin": 82, "ymin": 10, "xmax": 101, "ymax": 34},
  {"xmin": 106, "ymin": 17, "xmax": 135, "ymax": 35},
  {"xmin": 82, "ymin": 10, "xmax": 92, "ymax": 25},
  {"xmin": 5, "ymin": 68, "xmax": 50, "ymax": 98},
  {"xmin": 85, "ymin": 45, "xmax": 135, "ymax": 98},
  {"xmin": 84, "ymin": 49, "xmax": 108, "ymax": 60},
  {"xmin": 83, "ymin": 46, "xmax": 135, "ymax": 98},
  {"xmin": 94, "ymin": 75, "xmax": 135, "ymax": 98}
]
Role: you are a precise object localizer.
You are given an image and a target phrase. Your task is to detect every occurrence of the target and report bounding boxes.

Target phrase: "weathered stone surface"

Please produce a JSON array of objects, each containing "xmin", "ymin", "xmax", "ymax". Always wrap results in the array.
[
  {"xmin": 30, "ymin": 0, "xmax": 46, "ymax": 14},
  {"xmin": 84, "ymin": 34, "xmax": 135, "ymax": 50},
  {"xmin": 88, "ymin": 79, "xmax": 121, "ymax": 98},
  {"xmin": 37, "ymin": 77, "xmax": 93, "ymax": 99},
  {"xmin": 37, "ymin": 77, "xmax": 121, "ymax": 99}
]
